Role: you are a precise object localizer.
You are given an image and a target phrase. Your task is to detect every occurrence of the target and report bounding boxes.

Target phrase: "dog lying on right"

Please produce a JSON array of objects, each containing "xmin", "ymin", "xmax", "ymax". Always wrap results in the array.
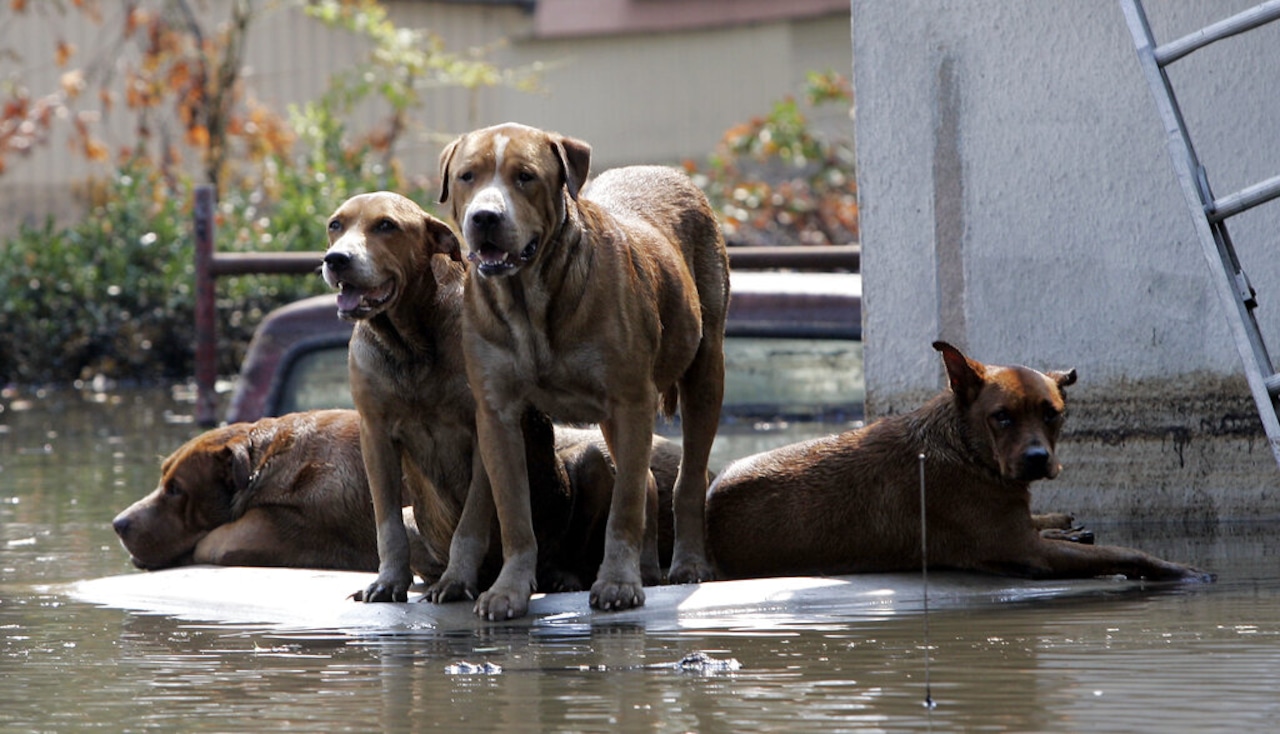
[{"xmin": 706, "ymin": 341, "xmax": 1213, "ymax": 583}]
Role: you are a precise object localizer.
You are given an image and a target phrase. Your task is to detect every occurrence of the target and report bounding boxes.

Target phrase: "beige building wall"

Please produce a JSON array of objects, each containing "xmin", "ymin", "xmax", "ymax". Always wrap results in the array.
[{"xmin": 1, "ymin": 2, "xmax": 851, "ymax": 236}]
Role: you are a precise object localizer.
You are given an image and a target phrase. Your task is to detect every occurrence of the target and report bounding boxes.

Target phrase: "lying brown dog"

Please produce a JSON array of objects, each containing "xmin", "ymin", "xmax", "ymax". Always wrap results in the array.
[
  {"xmin": 112, "ymin": 410, "xmax": 381, "ymax": 571},
  {"xmin": 321, "ymin": 191, "xmax": 678, "ymax": 603},
  {"xmin": 705, "ymin": 341, "xmax": 1212, "ymax": 583},
  {"xmin": 539, "ymin": 427, "xmax": 685, "ymax": 590},
  {"xmin": 438, "ymin": 123, "xmax": 730, "ymax": 618},
  {"xmin": 112, "ymin": 405, "xmax": 670, "ymax": 584}
]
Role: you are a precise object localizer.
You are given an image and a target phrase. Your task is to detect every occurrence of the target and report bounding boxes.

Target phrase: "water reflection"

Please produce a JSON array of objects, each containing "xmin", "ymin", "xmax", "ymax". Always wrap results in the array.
[{"xmin": 3, "ymin": 386, "xmax": 1280, "ymax": 732}]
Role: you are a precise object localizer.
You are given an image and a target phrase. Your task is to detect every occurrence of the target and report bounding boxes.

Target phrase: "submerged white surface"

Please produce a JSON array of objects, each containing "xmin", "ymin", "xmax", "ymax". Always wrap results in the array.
[{"xmin": 65, "ymin": 566, "xmax": 1156, "ymax": 634}]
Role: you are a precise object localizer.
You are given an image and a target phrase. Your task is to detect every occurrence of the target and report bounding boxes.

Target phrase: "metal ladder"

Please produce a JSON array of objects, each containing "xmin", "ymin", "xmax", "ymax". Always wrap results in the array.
[{"xmin": 1121, "ymin": 0, "xmax": 1280, "ymax": 469}]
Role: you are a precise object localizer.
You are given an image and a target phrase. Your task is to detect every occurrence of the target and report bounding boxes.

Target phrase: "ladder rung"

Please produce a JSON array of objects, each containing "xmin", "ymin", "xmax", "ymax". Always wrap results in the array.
[
  {"xmin": 1208, "ymin": 173, "xmax": 1280, "ymax": 221},
  {"xmin": 1267, "ymin": 373, "xmax": 1280, "ymax": 399},
  {"xmin": 1155, "ymin": 0, "xmax": 1280, "ymax": 66}
]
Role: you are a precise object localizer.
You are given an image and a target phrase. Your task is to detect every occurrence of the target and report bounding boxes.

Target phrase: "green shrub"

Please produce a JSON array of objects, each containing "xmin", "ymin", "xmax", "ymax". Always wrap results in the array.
[
  {"xmin": 687, "ymin": 70, "xmax": 858, "ymax": 247},
  {"xmin": 0, "ymin": 164, "xmax": 193, "ymax": 384}
]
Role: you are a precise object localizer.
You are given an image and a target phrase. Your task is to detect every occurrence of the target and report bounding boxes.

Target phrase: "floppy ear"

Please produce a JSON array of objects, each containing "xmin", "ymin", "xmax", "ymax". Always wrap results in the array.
[
  {"xmin": 223, "ymin": 440, "xmax": 254, "ymax": 495},
  {"xmin": 933, "ymin": 340, "xmax": 986, "ymax": 406},
  {"xmin": 438, "ymin": 137, "xmax": 461, "ymax": 204},
  {"xmin": 425, "ymin": 215, "xmax": 463, "ymax": 262},
  {"xmin": 551, "ymin": 134, "xmax": 591, "ymax": 201},
  {"xmin": 1048, "ymin": 368, "xmax": 1078, "ymax": 390}
]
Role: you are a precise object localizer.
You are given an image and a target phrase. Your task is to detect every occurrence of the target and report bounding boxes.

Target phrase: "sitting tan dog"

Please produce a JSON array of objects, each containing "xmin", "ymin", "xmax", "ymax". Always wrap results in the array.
[
  {"xmin": 437, "ymin": 123, "xmax": 730, "ymax": 619},
  {"xmin": 113, "ymin": 410, "xmax": 382, "ymax": 571},
  {"xmin": 705, "ymin": 342, "xmax": 1213, "ymax": 583},
  {"xmin": 322, "ymin": 191, "xmax": 682, "ymax": 603},
  {"xmin": 323, "ymin": 191, "xmax": 478, "ymax": 601}
]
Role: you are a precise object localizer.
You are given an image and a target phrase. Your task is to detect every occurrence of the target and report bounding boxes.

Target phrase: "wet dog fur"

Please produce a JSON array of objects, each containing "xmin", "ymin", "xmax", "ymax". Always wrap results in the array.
[
  {"xmin": 437, "ymin": 123, "xmax": 730, "ymax": 618},
  {"xmin": 112, "ymin": 405, "xmax": 680, "ymax": 590},
  {"xmin": 322, "ymin": 191, "xmax": 680, "ymax": 602},
  {"xmin": 112, "ymin": 410, "xmax": 383, "ymax": 572},
  {"xmin": 705, "ymin": 341, "xmax": 1213, "ymax": 583}
]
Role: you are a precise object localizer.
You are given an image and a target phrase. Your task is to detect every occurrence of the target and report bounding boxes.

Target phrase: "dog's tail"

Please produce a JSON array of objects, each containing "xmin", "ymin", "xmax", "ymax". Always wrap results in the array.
[{"xmin": 660, "ymin": 385, "xmax": 679, "ymax": 419}]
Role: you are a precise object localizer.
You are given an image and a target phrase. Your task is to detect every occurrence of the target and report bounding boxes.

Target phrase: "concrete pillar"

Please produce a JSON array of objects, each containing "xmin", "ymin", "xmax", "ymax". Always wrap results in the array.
[{"xmin": 851, "ymin": 0, "xmax": 1280, "ymax": 521}]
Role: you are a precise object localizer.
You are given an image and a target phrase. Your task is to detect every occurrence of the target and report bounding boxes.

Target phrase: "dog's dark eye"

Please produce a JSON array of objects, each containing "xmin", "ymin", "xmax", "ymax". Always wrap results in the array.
[
  {"xmin": 327, "ymin": 219, "xmax": 342, "ymax": 232},
  {"xmin": 458, "ymin": 171, "xmax": 474, "ymax": 183},
  {"xmin": 516, "ymin": 170, "xmax": 537, "ymax": 185},
  {"xmin": 991, "ymin": 409, "xmax": 1014, "ymax": 429},
  {"xmin": 164, "ymin": 481, "xmax": 184, "ymax": 498},
  {"xmin": 1044, "ymin": 406, "xmax": 1063, "ymax": 425},
  {"xmin": 374, "ymin": 218, "xmax": 399, "ymax": 233}
]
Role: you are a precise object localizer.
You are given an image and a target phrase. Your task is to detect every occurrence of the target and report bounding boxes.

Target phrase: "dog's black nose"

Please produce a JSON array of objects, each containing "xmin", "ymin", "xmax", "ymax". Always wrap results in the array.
[
  {"xmin": 470, "ymin": 209, "xmax": 501, "ymax": 231},
  {"xmin": 112, "ymin": 515, "xmax": 131, "ymax": 538},
  {"xmin": 323, "ymin": 251, "xmax": 351, "ymax": 270},
  {"xmin": 1021, "ymin": 446, "xmax": 1051, "ymax": 479}
]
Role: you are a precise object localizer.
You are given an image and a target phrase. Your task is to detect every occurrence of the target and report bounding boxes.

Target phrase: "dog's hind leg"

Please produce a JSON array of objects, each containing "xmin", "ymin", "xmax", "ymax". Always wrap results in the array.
[
  {"xmin": 640, "ymin": 472, "xmax": 662, "ymax": 586},
  {"xmin": 667, "ymin": 338, "xmax": 724, "ymax": 584}
]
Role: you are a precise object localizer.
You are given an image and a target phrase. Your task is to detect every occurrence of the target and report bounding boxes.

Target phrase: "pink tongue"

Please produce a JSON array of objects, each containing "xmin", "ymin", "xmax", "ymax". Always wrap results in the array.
[{"xmin": 337, "ymin": 289, "xmax": 363, "ymax": 311}]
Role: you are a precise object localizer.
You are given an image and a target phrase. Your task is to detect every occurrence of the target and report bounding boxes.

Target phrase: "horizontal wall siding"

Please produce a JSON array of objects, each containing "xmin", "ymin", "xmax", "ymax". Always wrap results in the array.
[{"xmin": 1, "ymin": 2, "xmax": 850, "ymax": 237}]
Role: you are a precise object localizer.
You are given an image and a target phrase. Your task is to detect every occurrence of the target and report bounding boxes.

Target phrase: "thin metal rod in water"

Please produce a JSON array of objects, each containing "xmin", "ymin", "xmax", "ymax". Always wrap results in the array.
[{"xmin": 919, "ymin": 452, "xmax": 935, "ymax": 709}]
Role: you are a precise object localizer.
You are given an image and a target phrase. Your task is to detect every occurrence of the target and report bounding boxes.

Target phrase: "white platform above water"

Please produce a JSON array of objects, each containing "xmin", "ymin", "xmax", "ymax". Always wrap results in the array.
[{"xmin": 64, "ymin": 566, "xmax": 1162, "ymax": 634}]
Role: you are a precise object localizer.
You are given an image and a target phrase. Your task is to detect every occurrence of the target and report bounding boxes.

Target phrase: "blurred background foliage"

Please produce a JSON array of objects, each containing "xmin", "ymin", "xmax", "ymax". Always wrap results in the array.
[
  {"xmin": 0, "ymin": 1, "xmax": 855, "ymax": 386},
  {"xmin": 687, "ymin": 70, "xmax": 857, "ymax": 248}
]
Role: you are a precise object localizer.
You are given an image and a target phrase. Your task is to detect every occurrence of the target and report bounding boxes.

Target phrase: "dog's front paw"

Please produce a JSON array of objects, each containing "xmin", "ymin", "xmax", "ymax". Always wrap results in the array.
[
  {"xmin": 1130, "ymin": 559, "xmax": 1216, "ymax": 584},
  {"xmin": 355, "ymin": 581, "xmax": 409, "ymax": 603},
  {"xmin": 1041, "ymin": 526, "xmax": 1095, "ymax": 545},
  {"xmin": 667, "ymin": 555, "xmax": 715, "ymax": 585},
  {"xmin": 474, "ymin": 583, "xmax": 533, "ymax": 620},
  {"xmin": 353, "ymin": 570, "xmax": 412, "ymax": 603},
  {"xmin": 425, "ymin": 574, "xmax": 477, "ymax": 604},
  {"xmin": 590, "ymin": 576, "xmax": 646, "ymax": 611},
  {"xmin": 1173, "ymin": 565, "xmax": 1216, "ymax": 584}
]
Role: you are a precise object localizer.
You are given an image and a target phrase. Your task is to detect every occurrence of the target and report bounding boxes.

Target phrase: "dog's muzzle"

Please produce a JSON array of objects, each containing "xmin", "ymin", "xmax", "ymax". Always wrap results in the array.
[
  {"xmin": 465, "ymin": 204, "xmax": 540, "ymax": 277},
  {"xmin": 323, "ymin": 250, "xmax": 394, "ymax": 318},
  {"xmin": 469, "ymin": 237, "xmax": 539, "ymax": 277},
  {"xmin": 1018, "ymin": 446, "xmax": 1058, "ymax": 481}
]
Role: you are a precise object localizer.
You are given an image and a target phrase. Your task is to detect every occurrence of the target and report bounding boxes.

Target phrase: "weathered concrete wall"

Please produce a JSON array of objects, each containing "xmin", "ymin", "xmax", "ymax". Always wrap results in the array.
[{"xmin": 850, "ymin": 1, "xmax": 1280, "ymax": 520}]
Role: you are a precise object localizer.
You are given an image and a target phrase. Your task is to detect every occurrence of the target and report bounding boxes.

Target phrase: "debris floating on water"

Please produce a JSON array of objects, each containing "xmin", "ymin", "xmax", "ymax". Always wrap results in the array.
[
  {"xmin": 656, "ymin": 651, "xmax": 742, "ymax": 674},
  {"xmin": 444, "ymin": 661, "xmax": 504, "ymax": 676},
  {"xmin": 443, "ymin": 652, "xmax": 741, "ymax": 677}
]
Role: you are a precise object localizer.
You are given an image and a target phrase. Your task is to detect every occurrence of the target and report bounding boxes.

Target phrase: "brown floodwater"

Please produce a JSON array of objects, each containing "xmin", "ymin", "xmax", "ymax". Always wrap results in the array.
[{"xmin": 2, "ymin": 385, "xmax": 1279, "ymax": 732}]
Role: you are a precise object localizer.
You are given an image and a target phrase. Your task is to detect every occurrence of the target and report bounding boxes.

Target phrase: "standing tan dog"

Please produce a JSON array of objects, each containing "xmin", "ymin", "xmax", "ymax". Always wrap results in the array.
[
  {"xmin": 438, "ymin": 123, "xmax": 730, "ymax": 619},
  {"xmin": 705, "ymin": 342, "xmax": 1212, "ymax": 583},
  {"xmin": 113, "ymin": 410, "xmax": 381, "ymax": 571},
  {"xmin": 322, "ymin": 191, "xmax": 682, "ymax": 603}
]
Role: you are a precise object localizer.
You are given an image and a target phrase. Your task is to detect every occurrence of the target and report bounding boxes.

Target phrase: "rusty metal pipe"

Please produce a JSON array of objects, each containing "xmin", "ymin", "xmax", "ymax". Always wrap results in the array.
[{"xmin": 193, "ymin": 186, "xmax": 218, "ymax": 427}]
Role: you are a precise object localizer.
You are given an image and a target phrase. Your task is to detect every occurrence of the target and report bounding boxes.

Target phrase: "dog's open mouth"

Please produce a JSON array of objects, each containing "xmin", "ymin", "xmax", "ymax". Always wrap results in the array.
[
  {"xmin": 471, "ymin": 238, "xmax": 539, "ymax": 277},
  {"xmin": 335, "ymin": 278, "xmax": 395, "ymax": 317}
]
